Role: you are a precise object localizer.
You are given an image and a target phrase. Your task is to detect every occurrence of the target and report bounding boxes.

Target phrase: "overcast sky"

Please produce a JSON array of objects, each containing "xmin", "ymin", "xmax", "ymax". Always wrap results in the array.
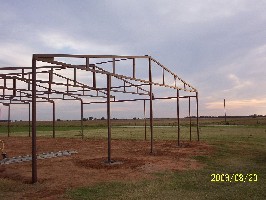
[{"xmin": 0, "ymin": 0, "xmax": 266, "ymax": 120}]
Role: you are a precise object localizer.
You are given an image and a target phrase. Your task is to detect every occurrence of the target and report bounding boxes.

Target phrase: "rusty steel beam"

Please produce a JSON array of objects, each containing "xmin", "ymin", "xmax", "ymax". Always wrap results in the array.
[
  {"xmin": 49, "ymin": 68, "xmax": 53, "ymax": 93},
  {"xmin": 163, "ymin": 68, "xmax": 165, "ymax": 85},
  {"xmin": 28, "ymin": 74, "xmax": 31, "ymax": 91},
  {"xmin": 189, "ymin": 97, "xmax": 191, "ymax": 141},
  {"xmin": 2, "ymin": 102, "xmax": 32, "ymax": 138},
  {"xmin": 112, "ymin": 58, "xmax": 115, "ymax": 74},
  {"xmin": 150, "ymin": 57, "xmax": 197, "ymax": 91},
  {"xmin": 32, "ymin": 55, "xmax": 37, "ymax": 184},
  {"xmin": 177, "ymin": 89, "xmax": 180, "ymax": 146},
  {"xmin": 50, "ymin": 65, "xmax": 150, "ymax": 95},
  {"xmin": 82, "ymin": 95, "xmax": 197, "ymax": 104},
  {"xmin": 34, "ymin": 54, "xmax": 149, "ymax": 59},
  {"xmin": 13, "ymin": 78, "xmax": 16, "ymax": 96},
  {"xmin": 133, "ymin": 58, "xmax": 136, "ymax": 78},
  {"xmin": 149, "ymin": 58, "xmax": 154, "ymax": 153},
  {"xmin": 144, "ymin": 100, "xmax": 147, "ymax": 141},
  {"xmin": 0, "ymin": 66, "xmax": 31, "ymax": 70},
  {"xmin": 52, "ymin": 101, "xmax": 55, "ymax": 138},
  {"xmin": 81, "ymin": 100, "xmax": 84, "ymax": 139},
  {"xmin": 74, "ymin": 67, "xmax": 77, "ymax": 86},
  {"xmin": 3, "ymin": 78, "xmax": 6, "ymax": 96},
  {"xmin": 28, "ymin": 103, "xmax": 31, "ymax": 137},
  {"xmin": 196, "ymin": 92, "xmax": 199, "ymax": 141},
  {"xmin": 22, "ymin": 69, "xmax": 25, "ymax": 79},
  {"xmin": 92, "ymin": 65, "xmax": 96, "ymax": 88},
  {"xmin": 8, "ymin": 104, "xmax": 10, "ymax": 137},
  {"xmin": 0, "ymin": 54, "xmax": 199, "ymax": 184},
  {"xmin": 107, "ymin": 74, "xmax": 111, "ymax": 163},
  {"xmin": 86, "ymin": 57, "xmax": 90, "ymax": 70},
  {"xmin": 36, "ymin": 57, "xmax": 196, "ymax": 92}
]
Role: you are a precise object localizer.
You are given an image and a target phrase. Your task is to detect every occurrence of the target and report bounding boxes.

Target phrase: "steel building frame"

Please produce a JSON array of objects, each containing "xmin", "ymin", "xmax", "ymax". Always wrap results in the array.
[{"xmin": 0, "ymin": 54, "xmax": 199, "ymax": 184}]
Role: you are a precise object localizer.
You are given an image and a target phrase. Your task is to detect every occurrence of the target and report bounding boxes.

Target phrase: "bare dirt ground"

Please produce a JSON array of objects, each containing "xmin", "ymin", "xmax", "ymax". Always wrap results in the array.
[{"xmin": 0, "ymin": 136, "xmax": 213, "ymax": 199}]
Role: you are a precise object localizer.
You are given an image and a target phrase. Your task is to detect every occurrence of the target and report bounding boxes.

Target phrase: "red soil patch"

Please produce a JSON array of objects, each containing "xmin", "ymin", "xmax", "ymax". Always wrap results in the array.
[{"xmin": 0, "ymin": 136, "xmax": 213, "ymax": 199}]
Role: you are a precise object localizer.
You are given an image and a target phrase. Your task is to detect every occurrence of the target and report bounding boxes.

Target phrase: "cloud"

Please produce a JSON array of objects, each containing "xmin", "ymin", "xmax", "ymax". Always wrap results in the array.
[
  {"xmin": 1, "ymin": 0, "xmax": 266, "ymax": 119},
  {"xmin": 0, "ymin": 43, "xmax": 33, "ymax": 66},
  {"xmin": 224, "ymin": 73, "xmax": 252, "ymax": 92},
  {"xmin": 38, "ymin": 31, "xmax": 124, "ymax": 54}
]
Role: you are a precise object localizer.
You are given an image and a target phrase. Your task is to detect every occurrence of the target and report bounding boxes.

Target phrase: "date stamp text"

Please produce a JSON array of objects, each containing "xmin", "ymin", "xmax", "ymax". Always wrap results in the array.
[{"xmin": 211, "ymin": 173, "xmax": 258, "ymax": 182}]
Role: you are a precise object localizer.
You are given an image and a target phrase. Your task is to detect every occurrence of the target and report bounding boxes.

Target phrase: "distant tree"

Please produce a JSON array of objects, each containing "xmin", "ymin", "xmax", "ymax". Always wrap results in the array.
[
  {"xmin": 57, "ymin": 119, "xmax": 61, "ymax": 121},
  {"xmin": 89, "ymin": 117, "xmax": 93, "ymax": 120},
  {"xmin": 133, "ymin": 117, "xmax": 137, "ymax": 120},
  {"xmin": 101, "ymin": 117, "xmax": 105, "ymax": 120}
]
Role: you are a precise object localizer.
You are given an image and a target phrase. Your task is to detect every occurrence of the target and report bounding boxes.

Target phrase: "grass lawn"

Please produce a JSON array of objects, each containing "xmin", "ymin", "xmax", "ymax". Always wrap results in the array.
[
  {"xmin": 65, "ymin": 125, "xmax": 266, "ymax": 200},
  {"xmin": 0, "ymin": 120, "xmax": 265, "ymax": 200}
]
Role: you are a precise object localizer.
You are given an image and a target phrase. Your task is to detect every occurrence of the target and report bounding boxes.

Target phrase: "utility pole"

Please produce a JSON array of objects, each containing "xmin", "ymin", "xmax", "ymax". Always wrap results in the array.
[{"xmin": 224, "ymin": 99, "xmax": 227, "ymax": 124}]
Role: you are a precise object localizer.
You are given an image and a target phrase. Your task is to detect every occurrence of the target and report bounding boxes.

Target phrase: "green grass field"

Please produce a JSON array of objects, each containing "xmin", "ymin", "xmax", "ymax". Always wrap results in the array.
[
  {"xmin": 0, "ymin": 117, "xmax": 266, "ymax": 199},
  {"xmin": 66, "ymin": 125, "xmax": 266, "ymax": 200}
]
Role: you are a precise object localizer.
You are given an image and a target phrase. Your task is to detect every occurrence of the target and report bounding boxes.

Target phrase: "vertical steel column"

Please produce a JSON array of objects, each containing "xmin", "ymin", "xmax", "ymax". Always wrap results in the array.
[
  {"xmin": 112, "ymin": 58, "xmax": 115, "ymax": 74},
  {"xmin": 49, "ymin": 68, "xmax": 53, "ymax": 93},
  {"xmin": 28, "ymin": 103, "xmax": 31, "ymax": 137},
  {"xmin": 74, "ymin": 67, "xmax": 77, "ymax": 86},
  {"xmin": 133, "ymin": 58, "xmax": 136, "ymax": 78},
  {"xmin": 177, "ymin": 89, "xmax": 180, "ymax": 146},
  {"xmin": 3, "ymin": 78, "xmax": 6, "ymax": 96},
  {"xmin": 149, "ymin": 58, "xmax": 154, "ymax": 153},
  {"xmin": 86, "ymin": 57, "xmax": 90, "ymax": 70},
  {"xmin": 67, "ymin": 79, "xmax": 69, "ymax": 93},
  {"xmin": 107, "ymin": 74, "xmax": 111, "ymax": 163},
  {"xmin": 28, "ymin": 74, "xmax": 30, "ymax": 91},
  {"xmin": 32, "ymin": 55, "xmax": 37, "ymax": 183},
  {"xmin": 162, "ymin": 69, "xmax": 165, "ymax": 85},
  {"xmin": 93, "ymin": 65, "xmax": 96, "ymax": 88},
  {"xmin": 7, "ymin": 105, "xmax": 10, "ymax": 137},
  {"xmin": 52, "ymin": 101, "xmax": 55, "ymax": 138},
  {"xmin": 22, "ymin": 69, "xmax": 25, "ymax": 79},
  {"xmin": 13, "ymin": 78, "xmax": 16, "ymax": 96},
  {"xmin": 196, "ymin": 92, "xmax": 199, "ymax": 141},
  {"xmin": 189, "ymin": 97, "xmax": 191, "ymax": 141},
  {"xmin": 144, "ymin": 100, "xmax": 147, "ymax": 140},
  {"xmin": 81, "ymin": 100, "xmax": 84, "ymax": 139}
]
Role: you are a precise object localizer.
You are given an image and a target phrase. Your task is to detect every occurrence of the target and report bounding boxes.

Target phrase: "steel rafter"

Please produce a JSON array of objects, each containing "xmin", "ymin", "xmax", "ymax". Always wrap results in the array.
[{"xmin": 0, "ymin": 54, "xmax": 199, "ymax": 184}]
